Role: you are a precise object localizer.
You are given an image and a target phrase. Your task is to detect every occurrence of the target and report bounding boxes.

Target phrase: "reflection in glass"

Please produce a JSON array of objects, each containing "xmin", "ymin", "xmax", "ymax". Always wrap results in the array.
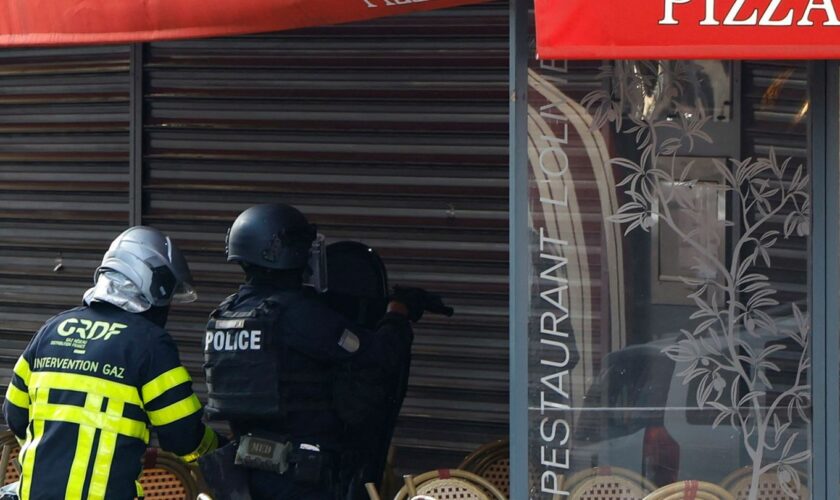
[{"xmin": 527, "ymin": 59, "xmax": 811, "ymax": 500}]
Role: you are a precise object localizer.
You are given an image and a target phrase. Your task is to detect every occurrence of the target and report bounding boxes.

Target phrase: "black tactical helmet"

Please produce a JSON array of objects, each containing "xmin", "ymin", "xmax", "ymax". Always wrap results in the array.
[
  {"xmin": 226, "ymin": 204, "xmax": 317, "ymax": 270},
  {"xmin": 323, "ymin": 241, "xmax": 388, "ymax": 329}
]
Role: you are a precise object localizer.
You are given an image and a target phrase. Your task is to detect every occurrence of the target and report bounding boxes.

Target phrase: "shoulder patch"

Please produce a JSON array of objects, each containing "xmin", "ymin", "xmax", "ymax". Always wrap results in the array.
[{"xmin": 338, "ymin": 329, "xmax": 360, "ymax": 353}]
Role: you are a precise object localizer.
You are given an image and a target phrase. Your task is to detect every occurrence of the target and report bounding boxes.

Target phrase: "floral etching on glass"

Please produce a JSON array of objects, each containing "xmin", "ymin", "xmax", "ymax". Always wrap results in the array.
[{"xmin": 587, "ymin": 61, "xmax": 811, "ymax": 500}]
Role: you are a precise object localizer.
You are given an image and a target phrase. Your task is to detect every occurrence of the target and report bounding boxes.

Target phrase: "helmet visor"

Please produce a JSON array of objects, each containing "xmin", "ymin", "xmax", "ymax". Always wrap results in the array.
[
  {"xmin": 172, "ymin": 281, "xmax": 198, "ymax": 304},
  {"xmin": 303, "ymin": 233, "xmax": 328, "ymax": 293}
]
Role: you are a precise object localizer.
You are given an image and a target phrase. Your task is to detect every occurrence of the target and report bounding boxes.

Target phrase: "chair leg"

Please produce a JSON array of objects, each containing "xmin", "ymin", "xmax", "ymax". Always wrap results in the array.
[
  {"xmin": 402, "ymin": 475, "xmax": 417, "ymax": 496},
  {"xmin": 0, "ymin": 445, "xmax": 10, "ymax": 486},
  {"xmin": 365, "ymin": 482, "xmax": 382, "ymax": 500}
]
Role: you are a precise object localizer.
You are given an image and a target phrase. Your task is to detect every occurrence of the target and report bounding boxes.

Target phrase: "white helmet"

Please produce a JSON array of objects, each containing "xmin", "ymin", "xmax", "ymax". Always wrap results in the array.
[{"xmin": 94, "ymin": 226, "xmax": 197, "ymax": 308}]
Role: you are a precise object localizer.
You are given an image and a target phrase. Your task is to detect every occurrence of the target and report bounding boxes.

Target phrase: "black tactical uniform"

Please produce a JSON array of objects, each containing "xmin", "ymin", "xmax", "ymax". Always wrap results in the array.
[
  {"xmin": 3, "ymin": 227, "xmax": 217, "ymax": 500},
  {"xmin": 201, "ymin": 204, "xmax": 414, "ymax": 500},
  {"xmin": 322, "ymin": 241, "xmax": 413, "ymax": 500},
  {"xmin": 204, "ymin": 280, "xmax": 412, "ymax": 499}
]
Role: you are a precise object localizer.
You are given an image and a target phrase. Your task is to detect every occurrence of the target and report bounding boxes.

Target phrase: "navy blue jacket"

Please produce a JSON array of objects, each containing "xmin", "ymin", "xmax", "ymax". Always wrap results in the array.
[{"xmin": 3, "ymin": 302, "xmax": 217, "ymax": 500}]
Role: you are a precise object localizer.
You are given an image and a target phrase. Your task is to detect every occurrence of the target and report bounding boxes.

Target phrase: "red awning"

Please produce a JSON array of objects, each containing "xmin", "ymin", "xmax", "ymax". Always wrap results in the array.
[
  {"xmin": 0, "ymin": 0, "xmax": 487, "ymax": 46},
  {"xmin": 535, "ymin": 0, "xmax": 840, "ymax": 60}
]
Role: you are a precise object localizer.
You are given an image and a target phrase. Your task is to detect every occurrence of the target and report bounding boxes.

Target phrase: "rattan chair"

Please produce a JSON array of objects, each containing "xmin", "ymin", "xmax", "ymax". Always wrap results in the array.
[
  {"xmin": 0, "ymin": 430, "xmax": 20, "ymax": 486},
  {"xmin": 563, "ymin": 466, "xmax": 655, "ymax": 500},
  {"xmin": 644, "ymin": 480, "xmax": 735, "ymax": 500},
  {"xmin": 720, "ymin": 467, "xmax": 808, "ymax": 500},
  {"xmin": 139, "ymin": 448, "xmax": 200, "ymax": 500},
  {"xmin": 394, "ymin": 469, "xmax": 506, "ymax": 500},
  {"xmin": 459, "ymin": 439, "xmax": 510, "ymax": 498}
]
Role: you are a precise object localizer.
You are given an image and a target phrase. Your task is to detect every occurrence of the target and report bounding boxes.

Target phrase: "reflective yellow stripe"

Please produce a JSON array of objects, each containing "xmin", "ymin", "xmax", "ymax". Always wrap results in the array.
[
  {"xmin": 30, "ymin": 402, "xmax": 149, "ymax": 442},
  {"xmin": 19, "ymin": 389, "xmax": 46, "ymax": 500},
  {"xmin": 141, "ymin": 366, "xmax": 192, "ymax": 404},
  {"xmin": 5, "ymin": 382, "xmax": 29, "ymax": 409},
  {"xmin": 147, "ymin": 394, "xmax": 201, "ymax": 427},
  {"xmin": 29, "ymin": 371, "xmax": 142, "ymax": 407},
  {"xmin": 13, "ymin": 357, "xmax": 31, "ymax": 385},
  {"xmin": 88, "ymin": 399, "xmax": 124, "ymax": 500},
  {"xmin": 65, "ymin": 394, "xmax": 101, "ymax": 500},
  {"xmin": 180, "ymin": 425, "xmax": 218, "ymax": 463},
  {"xmin": 135, "ymin": 480, "xmax": 144, "ymax": 499}
]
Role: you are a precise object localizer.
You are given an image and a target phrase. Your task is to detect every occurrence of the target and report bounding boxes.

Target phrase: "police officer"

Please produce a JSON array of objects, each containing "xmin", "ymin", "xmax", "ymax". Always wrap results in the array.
[
  {"xmin": 202, "ymin": 204, "xmax": 427, "ymax": 500},
  {"xmin": 2, "ymin": 226, "xmax": 220, "ymax": 500},
  {"xmin": 321, "ymin": 241, "xmax": 431, "ymax": 499}
]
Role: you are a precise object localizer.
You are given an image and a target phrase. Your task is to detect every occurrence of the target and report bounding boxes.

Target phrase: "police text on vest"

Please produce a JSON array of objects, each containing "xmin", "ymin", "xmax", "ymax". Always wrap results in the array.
[{"xmin": 206, "ymin": 330, "xmax": 262, "ymax": 351}]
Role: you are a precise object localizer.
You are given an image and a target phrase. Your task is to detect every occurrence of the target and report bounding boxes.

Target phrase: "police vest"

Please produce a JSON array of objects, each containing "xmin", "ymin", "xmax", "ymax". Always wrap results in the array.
[{"xmin": 203, "ymin": 293, "xmax": 334, "ymax": 421}]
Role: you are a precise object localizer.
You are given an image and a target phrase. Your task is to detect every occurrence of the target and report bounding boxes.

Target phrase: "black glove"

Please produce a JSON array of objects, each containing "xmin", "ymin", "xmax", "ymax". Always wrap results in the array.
[
  {"xmin": 390, "ymin": 286, "xmax": 455, "ymax": 323},
  {"xmin": 390, "ymin": 286, "xmax": 428, "ymax": 322}
]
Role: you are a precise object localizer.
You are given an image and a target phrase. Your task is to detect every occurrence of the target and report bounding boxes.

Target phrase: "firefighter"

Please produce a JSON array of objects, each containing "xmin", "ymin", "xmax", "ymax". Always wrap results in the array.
[
  {"xmin": 200, "ymin": 204, "xmax": 438, "ymax": 500},
  {"xmin": 2, "ymin": 226, "xmax": 220, "ymax": 500}
]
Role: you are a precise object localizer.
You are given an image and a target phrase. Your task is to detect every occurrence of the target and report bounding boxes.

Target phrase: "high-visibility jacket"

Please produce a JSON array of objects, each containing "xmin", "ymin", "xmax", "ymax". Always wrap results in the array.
[{"xmin": 2, "ymin": 302, "xmax": 218, "ymax": 500}]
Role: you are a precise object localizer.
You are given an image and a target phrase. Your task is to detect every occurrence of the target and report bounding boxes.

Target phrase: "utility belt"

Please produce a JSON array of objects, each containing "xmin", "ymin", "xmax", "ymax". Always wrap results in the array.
[
  {"xmin": 198, "ymin": 433, "xmax": 337, "ymax": 500},
  {"xmin": 235, "ymin": 433, "xmax": 334, "ymax": 486}
]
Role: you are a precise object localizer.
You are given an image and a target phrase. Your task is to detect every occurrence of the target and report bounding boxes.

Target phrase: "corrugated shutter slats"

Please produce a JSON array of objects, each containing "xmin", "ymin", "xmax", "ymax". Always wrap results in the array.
[{"xmin": 142, "ymin": 2, "xmax": 508, "ymax": 472}]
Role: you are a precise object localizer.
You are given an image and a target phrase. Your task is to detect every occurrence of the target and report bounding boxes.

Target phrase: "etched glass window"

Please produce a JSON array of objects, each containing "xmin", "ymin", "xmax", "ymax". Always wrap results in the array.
[{"xmin": 526, "ymin": 59, "xmax": 812, "ymax": 500}]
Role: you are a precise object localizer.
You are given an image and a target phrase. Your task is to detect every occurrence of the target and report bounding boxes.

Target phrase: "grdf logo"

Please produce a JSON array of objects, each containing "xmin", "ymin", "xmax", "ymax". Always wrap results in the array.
[{"xmin": 57, "ymin": 318, "xmax": 127, "ymax": 341}]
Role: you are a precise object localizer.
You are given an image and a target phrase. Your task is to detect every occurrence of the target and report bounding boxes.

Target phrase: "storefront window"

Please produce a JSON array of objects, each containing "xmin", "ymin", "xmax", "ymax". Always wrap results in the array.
[{"xmin": 526, "ymin": 59, "xmax": 813, "ymax": 498}]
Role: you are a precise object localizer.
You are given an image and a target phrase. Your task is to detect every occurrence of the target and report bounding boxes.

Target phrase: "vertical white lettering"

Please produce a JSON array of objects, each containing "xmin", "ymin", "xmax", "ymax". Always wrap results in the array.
[
  {"xmin": 540, "ymin": 187, "xmax": 570, "ymax": 208},
  {"xmin": 540, "ymin": 253, "xmax": 570, "ymax": 284},
  {"xmin": 540, "ymin": 417, "xmax": 565, "ymax": 441},
  {"xmin": 541, "ymin": 312, "xmax": 570, "ymax": 337},
  {"xmin": 540, "ymin": 390, "xmax": 570, "ymax": 412},
  {"xmin": 541, "ymin": 445, "xmax": 571, "ymax": 469},
  {"xmin": 541, "ymin": 471, "xmax": 568, "ymax": 495},
  {"xmin": 539, "ymin": 147, "xmax": 569, "ymax": 178},
  {"xmin": 539, "ymin": 228, "xmax": 568, "ymax": 251}
]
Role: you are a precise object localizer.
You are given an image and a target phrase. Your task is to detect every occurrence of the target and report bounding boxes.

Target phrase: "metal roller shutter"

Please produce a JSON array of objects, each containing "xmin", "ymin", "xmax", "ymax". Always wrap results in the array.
[
  {"xmin": 0, "ymin": 46, "xmax": 131, "ymax": 410},
  {"xmin": 142, "ymin": 2, "xmax": 509, "ymax": 472},
  {"xmin": 740, "ymin": 61, "xmax": 809, "ymax": 306}
]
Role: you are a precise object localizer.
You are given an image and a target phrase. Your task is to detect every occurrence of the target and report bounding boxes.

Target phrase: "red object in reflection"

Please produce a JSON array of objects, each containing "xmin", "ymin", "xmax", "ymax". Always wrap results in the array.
[
  {"xmin": 0, "ymin": 0, "xmax": 488, "ymax": 47},
  {"xmin": 643, "ymin": 426, "xmax": 680, "ymax": 487}
]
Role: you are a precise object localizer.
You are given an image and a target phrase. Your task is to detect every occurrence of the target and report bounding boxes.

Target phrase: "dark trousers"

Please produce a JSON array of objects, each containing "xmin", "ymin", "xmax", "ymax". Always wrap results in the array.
[{"xmin": 248, "ymin": 469, "xmax": 333, "ymax": 500}]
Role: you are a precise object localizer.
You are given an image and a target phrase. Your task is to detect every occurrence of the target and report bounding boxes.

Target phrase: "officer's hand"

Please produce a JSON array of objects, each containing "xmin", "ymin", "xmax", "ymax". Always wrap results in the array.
[
  {"xmin": 389, "ymin": 286, "xmax": 455, "ymax": 323},
  {"xmin": 389, "ymin": 286, "xmax": 429, "ymax": 322}
]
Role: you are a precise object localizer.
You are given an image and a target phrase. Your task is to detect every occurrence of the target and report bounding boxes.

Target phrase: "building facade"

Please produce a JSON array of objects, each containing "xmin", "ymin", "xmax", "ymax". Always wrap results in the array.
[{"xmin": 3, "ymin": 0, "xmax": 840, "ymax": 498}]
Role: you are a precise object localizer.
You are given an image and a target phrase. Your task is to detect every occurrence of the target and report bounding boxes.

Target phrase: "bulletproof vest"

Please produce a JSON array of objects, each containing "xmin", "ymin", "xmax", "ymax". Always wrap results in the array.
[{"xmin": 204, "ymin": 292, "xmax": 333, "ymax": 421}]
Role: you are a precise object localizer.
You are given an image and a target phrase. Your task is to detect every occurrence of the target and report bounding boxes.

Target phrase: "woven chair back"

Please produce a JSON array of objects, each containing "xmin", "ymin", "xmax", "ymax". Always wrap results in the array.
[
  {"xmin": 139, "ymin": 449, "xmax": 199, "ymax": 500},
  {"xmin": 415, "ymin": 477, "xmax": 490, "ymax": 500},
  {"xmin": 395, "ymin": 469, "xmax": 506, "ymax": 500},
  {"xmin": 721, "ymin": 468, "xmax": 808, "ymax": 500},
  {"xmin": 459, "ymin": 440, "xmax": 510, "ymax": 498},
  {"xmin": 0, "ymin": 431, "xmax": 20, "ymax": 486},
  {"xmin": 565, "ymin": 467, "xmax": 655, "ymax": 500},
  {"xmin": 644, "ymin": 480, "xmax": 735, "ymax": 500}
]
